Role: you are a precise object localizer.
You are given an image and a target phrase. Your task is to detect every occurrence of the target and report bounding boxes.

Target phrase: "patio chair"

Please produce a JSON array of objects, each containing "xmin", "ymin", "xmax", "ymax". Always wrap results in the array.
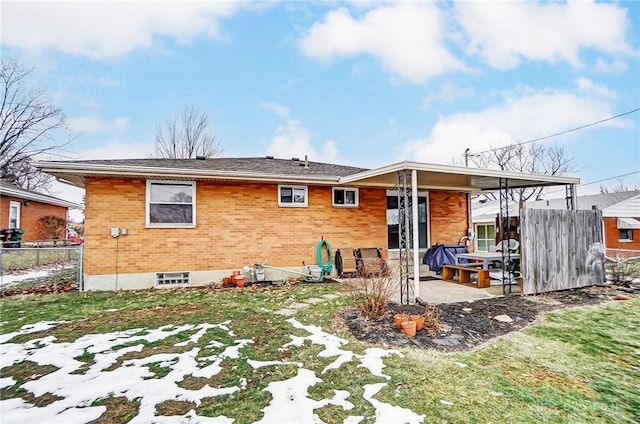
[{"xmin": 491, "ymin": 238, "xmax": 519, "ymax": 253}]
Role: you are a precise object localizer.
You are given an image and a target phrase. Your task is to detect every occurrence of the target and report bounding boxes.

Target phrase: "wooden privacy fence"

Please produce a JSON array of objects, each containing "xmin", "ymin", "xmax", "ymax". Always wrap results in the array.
[{"xmin": 520, "ymin": 208, "xmax": 605, "ymax": 295}]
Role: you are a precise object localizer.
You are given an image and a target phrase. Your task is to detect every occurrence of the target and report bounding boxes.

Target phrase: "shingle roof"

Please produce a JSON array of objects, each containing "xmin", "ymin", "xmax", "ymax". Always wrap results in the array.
[
  {"xmin": 50, "ymin": 157, "xmax": 367, "ymax": 178},
  {"xmin": 0, "ymin": 180, "xmax": 78, "ymax": 208},
  {"xmin": 528, "ymin": 190, "xmax": 640, "ymax": 211}
]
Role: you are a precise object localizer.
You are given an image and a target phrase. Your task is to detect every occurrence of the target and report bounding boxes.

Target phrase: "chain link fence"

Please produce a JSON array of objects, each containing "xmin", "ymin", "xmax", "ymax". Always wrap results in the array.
[
  {"xmin": 604, "ymin": 248, "xmax": 640, "ymax": 286},
  {"xmin": 0, "ymin": 246, "xmax": 83, "ymax": 296}
]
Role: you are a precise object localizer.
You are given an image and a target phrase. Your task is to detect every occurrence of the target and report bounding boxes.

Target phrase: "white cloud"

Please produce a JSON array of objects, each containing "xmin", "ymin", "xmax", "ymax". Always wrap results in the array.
[
  {"xmin": 67, "ymin": 116, "xmax": 130, "ymax": 134},
  {"xmin": 454, "ymin": 0, "xmax": 635, "ymax": 70},
  {"xmin": 399, "ymin": 85, "xmax": 627, "ymax": 165},
  {"xmin": 300, "ymin": 3, "xmax": 466, "ymax": 83},
  {"xmin": 423, "ymin": 82, "xmax": 475, "ymax": 110},
  {"xmin": 264, "ymin": 119, "xmax": 340, "ymax": 164},
  {"xmin": 574, "ymin": 78, "xmax": 617, "ymax": 100},
  {"xmin": 72, "ymin": 140, "xmax": 154, "ymax": 160},
  {"xmin": 2, "ymin": 1, "xmax": 246, "ymax": 59},
  {"xmin": 259, "ymin": 101, "xmax": 291, "ymax": 119}
]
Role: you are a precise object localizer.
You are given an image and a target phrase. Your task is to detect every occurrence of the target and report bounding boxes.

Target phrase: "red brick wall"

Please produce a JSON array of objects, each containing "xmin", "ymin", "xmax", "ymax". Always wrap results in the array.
[
  {"xmin": 83, "ymin": 178, "xmax": 388, "ymax": 275},
  {"xmin": 0, "ymin": 195, "xmax": 68, "ymax": 241},
  {"xmin": 429, "ymin": 191, "xmax": 469, "ymax": 245},
  {"xmin": 604, "ymin": 217, "xmax": 640, "ymax": 250}
]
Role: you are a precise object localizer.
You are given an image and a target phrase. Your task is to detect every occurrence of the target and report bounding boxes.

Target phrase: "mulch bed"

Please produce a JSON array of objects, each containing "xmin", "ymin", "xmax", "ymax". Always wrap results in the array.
[{"xmin": 340, "ymin": 285, "xmax": 639, "ymax": 352}]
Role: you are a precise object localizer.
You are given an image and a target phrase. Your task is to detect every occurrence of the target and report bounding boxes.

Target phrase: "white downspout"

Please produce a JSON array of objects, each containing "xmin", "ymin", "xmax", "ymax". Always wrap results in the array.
[{"xmin": 411, "ymin": 169, "xmax": 420, "ymax": 300}]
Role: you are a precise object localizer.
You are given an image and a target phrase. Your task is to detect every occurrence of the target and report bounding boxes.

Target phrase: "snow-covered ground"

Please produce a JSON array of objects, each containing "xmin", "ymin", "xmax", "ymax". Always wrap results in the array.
[
  {"xmin": 0, "ymin": 317, "xmax": 424, "ymax": 423},
  {"xmin": 0, "ymin": 265, "xmax": 74, "ymax": 288}
]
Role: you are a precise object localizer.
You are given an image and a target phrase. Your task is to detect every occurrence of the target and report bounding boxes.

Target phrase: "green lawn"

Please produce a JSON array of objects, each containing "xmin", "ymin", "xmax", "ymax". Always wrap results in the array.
[{"xmin": 1, "ymin": 284, "xmax": 638, "ymax": 423}]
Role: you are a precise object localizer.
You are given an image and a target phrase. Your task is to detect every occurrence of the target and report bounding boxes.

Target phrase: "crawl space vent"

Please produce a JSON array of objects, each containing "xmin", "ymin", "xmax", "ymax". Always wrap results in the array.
[{"xmin": 156, "ymin": 272, "xmax": 190, "ymax": 287}]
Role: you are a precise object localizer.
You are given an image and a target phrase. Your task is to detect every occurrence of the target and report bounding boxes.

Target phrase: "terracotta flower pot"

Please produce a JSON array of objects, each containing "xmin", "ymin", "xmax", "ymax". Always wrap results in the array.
[
  {"xmin": 233, "ymin": 275, "xmax": 246, "ymax": 288},
  {"xmin": 410, "ymin": 315, "xmax": 425, "ymax": 332},
  {"xmin": 394, "ymin": 313, "xmax": 409, "ymax": 329},
  {"xmin": 232, "ymin": 270, "xmax": 241, "ymax": 277},
  {"xmin": 401, "ymin": 320, "xmax": 416, "ymax": 337},
  {"xmin": 222, "ymin": 277, "xmax": 231, "ymax": 286},
  {"xmin": 613, "ymin": 294, "xmax": 630, "ymax": 301}
]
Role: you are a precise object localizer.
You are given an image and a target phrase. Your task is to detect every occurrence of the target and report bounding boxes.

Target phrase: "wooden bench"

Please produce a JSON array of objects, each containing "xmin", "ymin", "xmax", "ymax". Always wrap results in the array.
[{"xmin": 442, "ymin": 265, "xmax": 491, "ymax": 288}]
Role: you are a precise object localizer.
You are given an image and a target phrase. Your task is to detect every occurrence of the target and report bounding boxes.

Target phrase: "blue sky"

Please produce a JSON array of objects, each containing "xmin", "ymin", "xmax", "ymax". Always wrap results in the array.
[{"xmin": 2, "ymin": 0, "xmax": 639, "ymax": 205}]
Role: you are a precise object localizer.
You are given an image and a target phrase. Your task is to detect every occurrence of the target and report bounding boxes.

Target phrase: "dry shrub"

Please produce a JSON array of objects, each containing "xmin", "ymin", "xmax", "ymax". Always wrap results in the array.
[
  {"xmin": 343, "ymin": 259, "xmax": 397, "ymax": 320},
  {"xmin": 422, "ymin": 305, "xmax": 442, "ymax": 334}
]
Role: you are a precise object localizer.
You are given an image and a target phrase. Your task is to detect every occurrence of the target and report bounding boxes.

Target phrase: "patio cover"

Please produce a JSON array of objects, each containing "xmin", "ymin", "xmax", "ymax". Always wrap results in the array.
[
  {"xmin": 340, "ymin": 161, "xmax": 580, "ymax": 301},
  {"xmin": 339, "ymin": 161, "xmax": 580, "ymax": 192}
]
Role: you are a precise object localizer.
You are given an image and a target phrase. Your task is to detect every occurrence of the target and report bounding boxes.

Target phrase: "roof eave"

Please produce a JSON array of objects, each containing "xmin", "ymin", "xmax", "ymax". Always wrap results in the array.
[
  {"xmin": 1, "ymin": 186, "xmax": 78, "ymax": 208},
  {"xmin": 34, "ymin": 162, "xmax": 342, "ymax": 186},
  {"xmin": 339, "ymin": 160, "xmax": 580, "ymax": 189}
]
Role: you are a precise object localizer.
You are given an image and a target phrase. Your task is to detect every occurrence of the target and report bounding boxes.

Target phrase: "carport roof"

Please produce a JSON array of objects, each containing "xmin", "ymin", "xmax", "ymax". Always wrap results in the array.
[{"xmin": 340, "ymin": 161, "xmax": 580, "ymax": 192}]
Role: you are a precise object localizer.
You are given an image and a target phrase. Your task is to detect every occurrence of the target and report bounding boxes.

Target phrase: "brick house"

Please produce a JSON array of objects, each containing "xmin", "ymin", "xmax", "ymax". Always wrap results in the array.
[
  {"xmin": 0, "ymin": 180, "xmax": 78, "ymax": 243},
  {"xmin": 35, "ymin": 157, "xmax": 579, "ymax": 291}
]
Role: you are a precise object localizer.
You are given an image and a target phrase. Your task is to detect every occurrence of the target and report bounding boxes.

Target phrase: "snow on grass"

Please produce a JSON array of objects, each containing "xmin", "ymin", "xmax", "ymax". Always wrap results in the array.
[
  {"xmin": 0, "ymin": 265, "xmax": 74, "ymax": 287},
  {"xmin": 285, "ymin": 318, "xmax": 354, "ymax": 374},
  {"xmin": 1, "ymin": 318, "xmax": 422, "ymax": 423},
  {"xmin": 255, "ymin": 368, "xmax": 353, "ymax": 423},
  {"xmin": 248, "ymin": 359, "xmax": 304, "ymax": 369},
  {"xmin": 358, "ymin": 348, "xmax": 403, "ymax": 380},
  {"xmin": 0, "ymin": 376, "xmax": 16, "ymax": 389},
  {"xmin": 364, "ymin": 383, "xmax": 424, "ymax": 423}
]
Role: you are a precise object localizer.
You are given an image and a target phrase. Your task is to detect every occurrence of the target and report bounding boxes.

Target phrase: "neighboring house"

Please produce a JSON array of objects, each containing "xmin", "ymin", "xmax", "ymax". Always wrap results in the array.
[
  {"xmin": 35, "ymin": 157, "xmax": 578, "ymax": 291},
  {"xmin": 0, "ymin": 180, "xmax": 78, "ymax": 242},
  {"xmin": 472, "ymin": 191, "xmax": 640, "ymax": 253},
  {"xmin": 528, "ymin": 191, "xmax": 640, "ymax": 252},
  {"xmin": 470, "ymin": 198, "xmax": 520, "ymax": 252}
]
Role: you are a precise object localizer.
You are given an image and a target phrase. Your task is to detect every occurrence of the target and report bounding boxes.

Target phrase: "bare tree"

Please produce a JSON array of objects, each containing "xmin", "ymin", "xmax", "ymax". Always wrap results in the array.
[
  {"xmin": 1, "ymin": 60, "xmax": 71, "ymax": 192},
  {"xmin": 599, "ymin": 178, "xmax": 640, "ymax": 193},
  {"xmin": 152, "ymin": 104, "xmax": 223, "ymax": 159},
  {"xmin": 468, "ymin": 142, "xmax": 575, "ymax": 202}
]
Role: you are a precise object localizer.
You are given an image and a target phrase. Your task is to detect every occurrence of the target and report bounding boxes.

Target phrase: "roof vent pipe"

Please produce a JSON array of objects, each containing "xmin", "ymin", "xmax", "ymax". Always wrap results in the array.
[{"xmin": 305, "ymin": 155, "xmax": 309, "ymax": 168}]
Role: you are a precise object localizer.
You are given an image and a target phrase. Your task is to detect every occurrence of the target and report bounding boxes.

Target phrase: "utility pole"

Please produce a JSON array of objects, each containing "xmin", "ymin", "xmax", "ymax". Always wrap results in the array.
[{"xmin": 465, "ymin": 148, "xmax": 479, "ymax": 167}]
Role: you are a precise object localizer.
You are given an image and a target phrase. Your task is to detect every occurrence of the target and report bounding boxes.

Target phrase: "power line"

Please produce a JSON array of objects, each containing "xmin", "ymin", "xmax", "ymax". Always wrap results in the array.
[
  {"xmin": 545, "ymin": 170, "xmax": 640, "ymax": 194},
  {"xmin": 474, "ymin": 107, "xmax": 640, "ymax": 155}
]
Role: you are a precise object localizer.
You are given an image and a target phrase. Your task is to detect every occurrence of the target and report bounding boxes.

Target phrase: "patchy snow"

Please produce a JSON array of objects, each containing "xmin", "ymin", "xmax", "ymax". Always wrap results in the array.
[
  {"xmin": 255, "ymin": 368, "xmax": 353, "ymax": 423},
  {"xmin": 358, "ymin": 348, "xmax": 403, "ymax": 380},
  {"xmin": 1, "ymin": 317, "xmax": 423, "ymax": 423},
  {"xmin": 0, "ymin": 376, "xmax": 16, "ymax": 389},
  {"xmin": 286, "ymin": 318, "xmax": 354, "ymax": 374},
  {"xmin": 364, "ymin": 383, "xmax": 424, "ymax": 423},
  {"xmin": 0, "ymin": 265, "xmax": 74, "ymax": 287},
  {"xmin": 248, "ymin": 359, "xmax": 303, "ymax": 369}
]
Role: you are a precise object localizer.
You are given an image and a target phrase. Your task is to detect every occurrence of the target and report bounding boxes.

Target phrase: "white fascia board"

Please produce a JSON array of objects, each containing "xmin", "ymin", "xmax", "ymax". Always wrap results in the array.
[
  {"xmin": 34, "ymin": 162, "xmax": 340, "ymax": 185},
  {"xmin": 403, "ymin": 161, "xmax": 580, "ymax": 185},
  {"xmin": 339, "ymin": 160, "xmax": 580, "ymax": 186}
]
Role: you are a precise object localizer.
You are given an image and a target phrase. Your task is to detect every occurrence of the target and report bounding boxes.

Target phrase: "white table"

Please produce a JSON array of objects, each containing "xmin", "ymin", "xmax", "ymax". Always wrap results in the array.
[{"xmin": 454, "ymin": 252, "xmax": 520, "ymax": 270}]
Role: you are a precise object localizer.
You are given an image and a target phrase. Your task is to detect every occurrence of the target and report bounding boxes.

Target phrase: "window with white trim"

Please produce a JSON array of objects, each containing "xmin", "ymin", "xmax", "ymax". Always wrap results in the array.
[
  {"xmin": 8, "ymin": 201, "xmax": 20, "ymax": 229},
  {"xmin": 332, "ymin": 187, "xmax": 358, "ymax": 207},
  {"xmin": 278, "ymin": 185, "xmax": 307, "ymax": 207},
  {"xmin": 146, "ymin": 181, "xmax": 195, "ymax": 226},
  {"xmin": 619, "ymin": 229, "xmax": 632, "ymax": 241},
  {"xmin": 475, "ymin": 223, "xmax": 496, "ymax": 252}
]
